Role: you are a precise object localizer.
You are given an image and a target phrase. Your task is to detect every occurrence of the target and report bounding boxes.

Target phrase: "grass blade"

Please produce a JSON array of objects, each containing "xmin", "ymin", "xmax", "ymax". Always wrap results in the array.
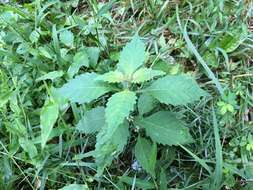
[{"xmin": 176, "ymin": 5, "xmax": 224, "ymax": 95}]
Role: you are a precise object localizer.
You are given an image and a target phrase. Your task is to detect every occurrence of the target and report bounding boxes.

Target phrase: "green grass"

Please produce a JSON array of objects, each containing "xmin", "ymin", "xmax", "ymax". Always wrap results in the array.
[{"xmin": 0, "ymin": 0, "xmax": 253, "ymax": 189}]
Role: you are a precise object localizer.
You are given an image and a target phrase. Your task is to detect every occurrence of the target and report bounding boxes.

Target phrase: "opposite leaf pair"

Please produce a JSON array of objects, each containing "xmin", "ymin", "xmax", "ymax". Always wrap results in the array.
[{"xmin": 49, "ymin": 35, "xmax": 206, "ymax": 176}]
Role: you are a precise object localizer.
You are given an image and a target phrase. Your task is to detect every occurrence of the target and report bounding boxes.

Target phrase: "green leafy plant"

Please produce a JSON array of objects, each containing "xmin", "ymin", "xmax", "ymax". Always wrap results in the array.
[{"xmin": 52, "ymin": 35, "xmax": 207, "ymax": 176}]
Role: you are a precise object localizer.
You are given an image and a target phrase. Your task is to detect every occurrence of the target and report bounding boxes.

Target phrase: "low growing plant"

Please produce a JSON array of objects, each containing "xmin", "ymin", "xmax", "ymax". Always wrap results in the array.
[{"xmin": 41, "ymin": 35, "xmax": 207, "ymax": 176}]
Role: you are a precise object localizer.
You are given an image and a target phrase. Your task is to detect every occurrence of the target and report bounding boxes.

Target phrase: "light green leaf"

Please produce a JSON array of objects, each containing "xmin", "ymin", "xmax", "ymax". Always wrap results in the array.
[
  {"xmin": 146, "ymin": 75, "xmax": 206, "ymax": 106},
  {"xmin": 60, "ymin": 184, "xmax": 89, "ymax": 190},
  {"xmin": 60, "ymin": 30, "xmax": 74, "ymax": 47},
  {"xmin": 96, "ymin": 70, "xmax": 124, "ymax": 83},
  {"xmin": 138, "ymin": 93, "xmax": 157, "ymax": 116},
  {"xmin": 132, "ymin": 68, "xmax": 165, "ymax": 83},
  {"xmin": 105, "ymin": 90, "xmax": 136, "ymax": 136},
  {"xmin": 58, "ymin": 73, "xmax": 110, "ymax": 104},
  {"xmin": 86, "ymin": 47, "xmax": 100, "ymax": 68},
  {"xmin": 135, "ymin": 137, "xmax": 157, "ymax": 176},
  {"xmin": 38, "ymin": 46, "xmax": 53, "ymax": 59},
  {"xmin": 117, "ymin": 35, "xmax": 145, "ymax": 76},
  {"xmin": 19, "ymin": 138, "xmax": 38, "ymax": 159},
  {"xmin": 40, "ymin": 99, "xmax": 59, "ymax": 148},
  {"xmin": 77, "ymin": 107, "xmax": 105, "ymax": 134},
  {"xmin": 50, "ymin": 87, "xmax": 68, "ymax": 111},
  {"xmin": 119, "ymin": 176, "xmax": 155, "ymax": 189},
  {"xmin": 29, "ymin": 30, "xmax": 40, "ymax": 43},
  {"xmin": 135, "ymin": 111, "xmax": 193, "ymax": 145},
  {"xmin": 36, "ymin": 70, "xmax": 64, "ymax": 82},
  {"xmin": 94, "ymin": 122, "xmax": 129, "ymax": 176},
  {"xmin": 220, "ymin": 33, "xmax": 241, "ymax": 53},
  {"xmin": 68, "ymin": 50, "xmax": 89, "ymax": 78}
]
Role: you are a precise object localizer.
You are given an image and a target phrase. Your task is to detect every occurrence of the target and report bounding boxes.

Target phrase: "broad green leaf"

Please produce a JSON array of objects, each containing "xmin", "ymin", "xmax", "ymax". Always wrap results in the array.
[
  {"xmin": 77, "ymin": 107, "xmax": 105, "ymax": 134},
  {"xmin": 19, "ymin": 138, "xmax": 38, "ymax": 159},
  {"xmin": 159, "ymin": 169, "xmax": 167, "ymax": 190},
  {"xmin": 146, "ymin": 75, "xmax": 206, "ymax": 106},
  {"xmin": 97, "ymin": 0, "xmax": 117, "ymax": 16},
  {"xmin": 50, "ymin": 87, "xmax": 68, "ymax": 111},
  {"xmin": 105, "ymin": 90, "xmax": 136, "ymax": 136},
  {"xmin": 36, "ymin": 70, "xmax": 64, "ymax": 82},
  {"xmin": 138, "ymin": 94, "xmax": 157, "ymax": 116},
  {"xmin": 60, "ymin": 184, "xmax": 89, "ymax": 190},
  {"xmin": 60, "ymin": 30, "xmax": 74, "ymax": 47},
  {"xmin": 132, "ymin": 68, "xmax": 165, "ymax": 83},
  {"xmin": 94, "ymin": 122, "xmax": 130, "ymax": 176},
  {"xmin": 119, "ymin": 176, "xmax": 155, "ymax": 189},
  {"xmin": 220, "ymin": 33, "xmax": 241, "ymax": 53},
  {"xmin": 135, "ymin": 111, "xmax": 193, "ymax": 145},
  {"xmin": 117, "ymin": 35, "xmax": 145, "ymax": 76},
  {"xmin": 203, "ymin": 51, "xmax": 218, "ymax": 68},
  {"xmin": 68, "ymin": 50, "xmax": 89, "ymax": 78},
  {"xmin": 135, "ymin": 137, "xmax": 157, "ymax": 176},
  {"xmin": 86, "ymin": 47, "xmax": 100, "ymax": 68},
  {"xmin": 29, "ymin": 30, "xmax": 40, "ymax": 43},
  {"xmin": 58, "ymin": 73, "xmax": 110, "ymax": 104},
  {"xmin": 38, "ymin": 46, "xmax": 53, "ymax": 59},
  {"xmin": 40, "ymin": 99, "xmax": 59, "ymax": 148},
  {"xmin": 96, "ymin": 70, "xmax": 124, "ymax": 83}
]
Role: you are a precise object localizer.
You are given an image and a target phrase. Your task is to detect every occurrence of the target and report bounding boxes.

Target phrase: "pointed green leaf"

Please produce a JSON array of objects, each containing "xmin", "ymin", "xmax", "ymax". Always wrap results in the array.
[
  {"xmin": 86, "ymin": 47, "xmax": 100, "ymax": 68},
  {"xmin": 40, "ymin": 99, "xmax": 59, "ymax": 148},
  {"xmin": 77, "ymin": 107, "xmax": 105, "ymax": 134},
  {"xmin": 60, "ymin": 30, "xmax": 74, "ymax": 47},
  {"xmin": 36, "ymin": 70, "xmax": 64, "ymax": 82},
  {"xmin": 58, "ymin": 73, "xmax": 110, "ymax": 104},
  {"xmin": 132, "ymin": 68, "xmax": 165, "ymax": 83},
  {"xmin": 220, "ymin": 33, "xmax": 241, "ymax": 53},
  {"xmin": 105, "ymin": 90, "xmax": 136, "ymax": 135},
  {"xmin": 117, "ymin": 35, "xmax": 145, "ymax": 76},
  {"xmin": 94, "ymin": 122, "xmax": 130, "ymax": 176},
  {"xmin": 68, "ymin": 50, "xmax": 89, "ymax": 78},
  {"xmin": 96, "ymin": 70, "xmax": 125, "ymax": 83},
  {"xmin": 119, "ymin": 176, "xmax": 155, "ymax": 189},
  {"xmin": 135, "ymin": 137, "xmax": 157, "ymax": 176},
  {"xmin": 19, "ymin": 138, "xmax": 38, "ymax": 159},
  {"xmin": 135, "ymin": 111, "xmax": 193, "ymax": 145},
  {"xmin": 60, "ymin": 184, "xmax": 88, "ymax": 190},
  {"xmin": 138, "ymin": 93, "xmax": 157, "ymax": 116},
  {"xmin": 146, "ymin": 75, "xmax": 206, "ymax": 106}
]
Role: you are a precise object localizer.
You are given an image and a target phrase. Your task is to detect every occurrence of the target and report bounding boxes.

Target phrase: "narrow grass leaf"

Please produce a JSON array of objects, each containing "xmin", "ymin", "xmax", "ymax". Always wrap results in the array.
[{"xmin": 176, "ymin": 6, "xmax": 224, "ymax": 95}]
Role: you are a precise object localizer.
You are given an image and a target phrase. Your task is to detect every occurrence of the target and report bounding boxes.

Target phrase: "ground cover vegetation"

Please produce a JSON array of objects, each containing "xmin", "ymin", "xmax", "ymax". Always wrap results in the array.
[{"xmin": 0, "ymin": 0, "xmax": 253, "ymax": 189}]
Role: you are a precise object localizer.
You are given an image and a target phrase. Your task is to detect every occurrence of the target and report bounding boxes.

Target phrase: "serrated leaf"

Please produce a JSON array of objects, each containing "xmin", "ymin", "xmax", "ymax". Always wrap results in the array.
[
  {"xmin": 36, "ymin": 70, "xmax": 64, "ymax": 82},
  {"xmin": 135, "ymin": 111, "xmax": 193, "ymax": 145},
  {"xmin": 135, "ymin": 137, "xmax": 157, "ymax": 176},
  {"xmin": 40, "ymin": 99, "xmax": 59, "ymax": 148},
  {"xmin": 105, "ymin": 90, "xmax": 136, "ymax": 135},
  {"xmin": 146, "ymin": 75, "xmax": 206, "ymax": 106},
  {"xmin": 60, "ymin": 30, "xmax": 74, "ymax": 47},
  {"xmin": 96, "ymin": 70, "xmax": 125, "ymax": 83},
  {"xmin": 68, "ymin": 50, "xmax": 89, "ymax": 78},
  {"xmin": 117, "ymin": 35, "xmax": 145, "ymax": 76},
  {"xmin": 76, "ymin": 107, "xmax": 105, "ymax": 134},
  {"xmin": 132, "ymin": 68, "xmax": 165, "ymax": 83},
  {"xmin": 138, "ymin": 93, "xmax": 157, "ymax": 115},
  {"xmin": 58, "ymin": 73, "xmax": 110, "ymax": 104},
  {"xmin": 94, "ymin": 122, "xmax": 130, "ymax": 176}
]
